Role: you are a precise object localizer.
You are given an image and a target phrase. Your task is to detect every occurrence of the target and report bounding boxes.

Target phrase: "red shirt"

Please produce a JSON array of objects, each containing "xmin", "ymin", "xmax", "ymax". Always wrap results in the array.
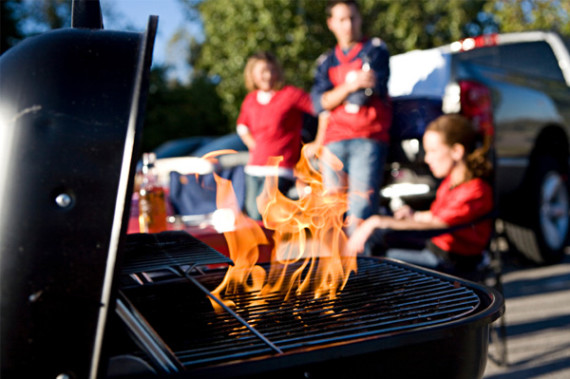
[
  {"xmin": 430, "ymin": 176, "xmax": 494, "ymax": 256},
  {"xmin": 312, "ymin": 38, "xmax": 392, "ymax": 145},
  {"xmin": 237, "ymin": 85, "xmax": 313, "ymax": 169}
]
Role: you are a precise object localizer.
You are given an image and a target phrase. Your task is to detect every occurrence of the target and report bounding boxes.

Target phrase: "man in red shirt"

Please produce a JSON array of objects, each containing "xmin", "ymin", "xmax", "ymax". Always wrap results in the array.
[{"xmin": 311, "ymin": 0, "xmax": 392, "ymax": 234}]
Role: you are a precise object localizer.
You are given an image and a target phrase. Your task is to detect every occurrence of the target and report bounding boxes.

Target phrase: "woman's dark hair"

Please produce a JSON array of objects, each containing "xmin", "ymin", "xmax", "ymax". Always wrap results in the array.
[
  {"xmin": 326, "ymin": 0, "xmax": 360, "ymax": 17},
  {"xmin": 426, "ymin": 114, "xmax": 493, "ymax": 180}
]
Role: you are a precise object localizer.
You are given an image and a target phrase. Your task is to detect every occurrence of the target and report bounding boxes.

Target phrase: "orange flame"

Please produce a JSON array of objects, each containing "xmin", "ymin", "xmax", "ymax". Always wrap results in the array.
[
  {"xmin": 207, "ymin": 144, "xmax": 357, "ymax": 312},
  {"xmin": 208, "ymin": 171, "xmax": 268, "ymax": 312}
]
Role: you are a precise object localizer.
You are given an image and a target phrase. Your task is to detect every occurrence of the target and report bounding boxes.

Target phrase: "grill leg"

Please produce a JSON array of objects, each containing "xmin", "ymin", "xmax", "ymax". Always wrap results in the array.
[{"xmin": 484, "ymin": 245, "xmax": 509, "ymax": 367}]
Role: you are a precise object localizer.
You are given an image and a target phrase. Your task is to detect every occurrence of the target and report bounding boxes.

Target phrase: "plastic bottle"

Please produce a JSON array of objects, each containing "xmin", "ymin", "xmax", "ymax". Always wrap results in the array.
[
  {"xmin": 345, "ymin": 55, "xmax": 373, "ymax": 113},
  {"xmin": 138, "ymin": 152, "xmax": 167, "ymax": 233},
  {"xmin": 362, "ymin": 55, "xmax": 373, "ymax": 97}
]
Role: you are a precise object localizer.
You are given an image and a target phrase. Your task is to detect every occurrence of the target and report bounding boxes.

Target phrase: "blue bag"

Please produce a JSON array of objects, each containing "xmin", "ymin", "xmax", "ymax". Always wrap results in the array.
[{"xmin": 168, "ymin": 166, "xmax": 245, "ymax": 216}]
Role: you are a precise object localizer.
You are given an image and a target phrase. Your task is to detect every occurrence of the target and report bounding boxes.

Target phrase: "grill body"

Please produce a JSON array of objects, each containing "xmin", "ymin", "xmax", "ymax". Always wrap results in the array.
[{"xmin": 109, "ymin": 235, "xmax": 503, "ymax": 379}]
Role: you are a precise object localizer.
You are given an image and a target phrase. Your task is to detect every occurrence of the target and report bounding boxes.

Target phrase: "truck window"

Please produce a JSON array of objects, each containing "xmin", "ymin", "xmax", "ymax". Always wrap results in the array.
[
  {"xmin": 497, "ymin": 41, "xmax": 564, "ymax": 82},
  {"xmin": 456, "ymin": 46, "xmax": 500, "ymax": 68},
  {"xmin": 456, "ymin": 41, "xmax": 564, "ymax": 82}
]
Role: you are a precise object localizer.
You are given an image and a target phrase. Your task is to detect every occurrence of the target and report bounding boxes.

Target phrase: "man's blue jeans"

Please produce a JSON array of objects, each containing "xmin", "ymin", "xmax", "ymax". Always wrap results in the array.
[{"xmin": 322, "ymin": 138, "xmax": 388, "ymax": 233}]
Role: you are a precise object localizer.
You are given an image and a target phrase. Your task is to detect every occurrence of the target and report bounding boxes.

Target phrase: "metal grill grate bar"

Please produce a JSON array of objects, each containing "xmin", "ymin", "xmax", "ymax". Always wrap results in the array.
[
  {"xmin": 150, "ymin": 259, "xmax": 483, "ymax": 368},
  {"xmin": 121, "ymin": 231, "xmax": 233, "ymax": 275}
]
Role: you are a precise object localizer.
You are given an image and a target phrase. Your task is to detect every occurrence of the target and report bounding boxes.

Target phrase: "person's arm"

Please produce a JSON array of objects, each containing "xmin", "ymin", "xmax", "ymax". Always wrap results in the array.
[
  {"xmin": 320, "ymin": 70, "xmax": 376, "ymax": 110},
  {"xmin": 346, "ymin": 213, "xmax": 449, "ymax": 255},
  {"xmin": 393, "ymin": 204, "xmax": 413, "ymax": 220},
  {"xmin": 237, "ymin": 124, "xmax": 256, "ymax": 150},
  {"xmin": 393, "ymin": 205, "xmax": 436, "ymax": 223},
  {"xmin": 368, "ymin": 213, "xmax": 449, "ymax": 231},
  {"xmin": 295, "ymin": 88, "xmax": 317, "ymax": 116},
  {"xmin": 311, "ymin": 51, "xmax": 375, "ymax": 112},
  {"xmin": 314, "ymin": 112, "xmax": 329, "ymax": 146},
  {"xmin": 305, "ymin": 112, "xmax": 329, "ymax": 159},
  {"xmin": 236, "ymin": 95, "xmax": 256, "ymax": 150}
]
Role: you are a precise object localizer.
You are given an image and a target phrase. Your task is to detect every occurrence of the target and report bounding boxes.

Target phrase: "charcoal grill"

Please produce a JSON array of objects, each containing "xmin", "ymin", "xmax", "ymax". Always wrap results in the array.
[{"xmin": 106, "ymin": 231, "xmax": 503, "ymax": 379}]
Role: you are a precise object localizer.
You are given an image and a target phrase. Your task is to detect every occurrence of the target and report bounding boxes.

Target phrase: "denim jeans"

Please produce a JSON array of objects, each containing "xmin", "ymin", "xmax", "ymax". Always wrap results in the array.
[
  {"xmin": 245, "ymin": 174, "xmax": 295, "ymax": 220},
  {"xmin": 322, "ymin": 138, "xmax": 388, "ymax": 233},
  {"xmin": 364, "ymin": 228, "xmax": 485, "ymax": 281},
  {"xmin": 386, "ymin": 248, "xmax": 441, "ymax": 268}
]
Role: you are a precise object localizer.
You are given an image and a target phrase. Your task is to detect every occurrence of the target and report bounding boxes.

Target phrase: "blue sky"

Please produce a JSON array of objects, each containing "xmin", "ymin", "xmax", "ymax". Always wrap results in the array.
[{"xmin": 102, "ymin": 0, "xmax": 201, "ymax": 82}]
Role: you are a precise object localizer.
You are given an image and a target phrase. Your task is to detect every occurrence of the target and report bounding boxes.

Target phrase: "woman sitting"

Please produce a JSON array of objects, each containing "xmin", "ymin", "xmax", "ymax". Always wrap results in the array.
[{"xmin": 347, "ymin": 114, "xmax": 494, "ymax": 279}]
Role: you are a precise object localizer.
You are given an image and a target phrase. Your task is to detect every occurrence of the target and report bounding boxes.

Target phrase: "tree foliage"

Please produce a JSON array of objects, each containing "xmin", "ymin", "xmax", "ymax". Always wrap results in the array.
[
  {"xmin": 190, "ymin": 0, "xmax": 333, "ymax": 127},
  {"xmin": 486, "ymin": 0, "xmax": 570, "ymax": 35},
  {"xmin": 192, "ymin": 0, "xmax": 492, "ymax": 128},
  {"xmin": 4, "ymin": 0, "xmax": 570, "ymax": 149},
  {"xmin": 142, "ymin": 66, "xmax": 227, "ymax": 152},
  {"xmin": 1, "ymin": 0, "xmax": 25, "ymax": 54},
  {"xmin": 19, "ymin": 0, "xmax": 72, "ymax": 33},
  {"xmin": 360, "ymin": 0, "xmax": 491, "ymax": 54}
]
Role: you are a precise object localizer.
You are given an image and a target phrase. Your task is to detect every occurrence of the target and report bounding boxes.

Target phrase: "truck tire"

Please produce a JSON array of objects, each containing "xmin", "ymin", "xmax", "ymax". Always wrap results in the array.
[{"xmin": 511, "ymin": 156, "xmax": 569, "ymax": 264}]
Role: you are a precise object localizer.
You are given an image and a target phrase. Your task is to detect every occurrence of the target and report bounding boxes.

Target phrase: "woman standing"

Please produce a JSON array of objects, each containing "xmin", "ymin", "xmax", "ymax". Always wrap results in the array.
[{"xmin": 237, "ymin": 51, "xmax": 314, "ymax": 220}]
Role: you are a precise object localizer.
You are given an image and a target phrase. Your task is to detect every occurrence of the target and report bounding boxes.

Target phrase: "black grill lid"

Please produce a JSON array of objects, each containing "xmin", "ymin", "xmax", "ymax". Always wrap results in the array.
[{"xmin": 0, "ymin": 1, "xmax": 157, "ymax": 377}]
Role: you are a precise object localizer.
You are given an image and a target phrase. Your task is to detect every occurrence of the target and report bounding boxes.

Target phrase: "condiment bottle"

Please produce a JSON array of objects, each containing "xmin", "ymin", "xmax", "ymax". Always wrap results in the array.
[{"xmin": 138, "ymin": 152, "xmax": 167, "ymax": 233}]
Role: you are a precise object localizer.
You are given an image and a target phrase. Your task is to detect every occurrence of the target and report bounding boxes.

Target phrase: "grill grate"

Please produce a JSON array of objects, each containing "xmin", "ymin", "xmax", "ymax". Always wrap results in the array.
[
  {"xmin": 121, "ymin": 258, "xmax": 481, "ymax": 369},
  {"xmin": 121, "ymin": 231, "xmax": 232, "ymax": 275}
]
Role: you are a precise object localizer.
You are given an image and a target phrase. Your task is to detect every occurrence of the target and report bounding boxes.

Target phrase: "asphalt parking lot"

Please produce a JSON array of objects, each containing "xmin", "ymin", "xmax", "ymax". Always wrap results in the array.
[{"xmin": 483, "ymin": 247, "xmax": 570, "ymax": 378}]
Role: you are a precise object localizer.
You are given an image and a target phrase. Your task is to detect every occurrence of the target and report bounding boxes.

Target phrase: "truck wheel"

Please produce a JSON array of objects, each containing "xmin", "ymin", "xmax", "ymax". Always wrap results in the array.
[
  {"xmin": 503, "ymin": 157, "xmax": 569, "ymax": 265},
  {"xmin": 528, "ymin": 156, "xmax": 569, "ymax": 264}
]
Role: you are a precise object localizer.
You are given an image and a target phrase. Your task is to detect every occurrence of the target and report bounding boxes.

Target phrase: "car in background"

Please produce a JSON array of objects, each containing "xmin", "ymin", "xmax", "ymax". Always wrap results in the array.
[
  {"xmin": 152, "ymin": 135, "xmax": 217, "ymax": 159},
  {"xmin": 140, "ymin": 133, "xmax": 248, "ymax": 173}
]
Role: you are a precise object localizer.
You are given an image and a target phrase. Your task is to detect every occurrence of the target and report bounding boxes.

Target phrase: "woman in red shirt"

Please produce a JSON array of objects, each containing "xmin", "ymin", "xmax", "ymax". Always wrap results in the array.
[
  {"xmin": 347, "ymin": 114, "xmax": 494, "ymax": 277},
  {"xmin": 237, "ymin": 51, "xmax": 314, "ymax": 220}
]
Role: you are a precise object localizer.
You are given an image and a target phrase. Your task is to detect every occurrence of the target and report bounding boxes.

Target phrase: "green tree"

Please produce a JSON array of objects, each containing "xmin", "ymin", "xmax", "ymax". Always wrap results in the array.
[
  {"xmin": 190, "ymin": 0, "xmax": 490, "ymax": 129},
  {"xmin": 7, "ymin": 0, "xmax": 126, "ymax": 37},
  {"xmin": 142, "ymin": 65, "xmax": 228, "ymax": 152},
  {"xmin": 360, "ymin": 0, "xmax": 491, "ymax": 53},
  {"xmin": 188, "ymin": 0, "xmax": 332, "ymax": 127},
  {"xmin": 1, "ymin": 0, "xmax": 25, "ymax": 54},
  {"xmin": 20, "ymin": 0, "xmax": 72, "ymax": 33},
  {"xmin": 486, "ymin": 0, "xmax": 570, "ymax": 36}
]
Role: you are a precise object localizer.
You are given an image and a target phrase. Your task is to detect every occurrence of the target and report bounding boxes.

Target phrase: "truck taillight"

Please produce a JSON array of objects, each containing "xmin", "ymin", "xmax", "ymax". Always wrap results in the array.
[
  {"xmin": 451, "ymin": 34, "xmax": 498, "ymax": 52},
  {"xmin": 459, "ymin": 80, "xmax": 494, "ymax": 139}
]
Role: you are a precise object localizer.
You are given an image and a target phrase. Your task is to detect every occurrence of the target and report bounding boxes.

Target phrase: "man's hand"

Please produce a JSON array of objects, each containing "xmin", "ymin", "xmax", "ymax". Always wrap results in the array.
[
  {"xmin": 321, "ymin": 68, "xmax": 376, "ymax": 111},
  {"xmin": 346, "ymin": 69, "xmax": 376, "ymax": 93},
  {"xmin": 393, "ymin": 205, "xmax": 414, "ymax": 220},
  {"xmin": 304, "ymin": 142, "xmax": 322, "ymax": 160}
]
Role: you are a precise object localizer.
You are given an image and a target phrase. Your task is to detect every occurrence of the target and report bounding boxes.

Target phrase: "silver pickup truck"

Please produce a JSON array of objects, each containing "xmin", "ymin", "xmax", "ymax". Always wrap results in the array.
[{"xmin": 384, "ymin": 31, "xmax": 570, "ymax": 264}]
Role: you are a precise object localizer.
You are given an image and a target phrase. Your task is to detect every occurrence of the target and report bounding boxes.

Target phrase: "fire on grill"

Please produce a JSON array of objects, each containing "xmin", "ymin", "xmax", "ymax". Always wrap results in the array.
[
  {"xmin": 103, "ymin": 147, "xmax": 502, "ymax": 379},
  {"xmin": 108, "ymin": 231, "xmax": 503, "ymax": 379},
  {"xmin": 116, "ymin": 144, "xmax": 502, "ymax": 378}
]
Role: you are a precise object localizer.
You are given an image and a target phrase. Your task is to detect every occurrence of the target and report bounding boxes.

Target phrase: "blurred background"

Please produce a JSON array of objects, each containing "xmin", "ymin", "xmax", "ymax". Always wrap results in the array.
[{"xmin": 2, "ymin": 0, "xmax": 569, "ymax": 154}]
